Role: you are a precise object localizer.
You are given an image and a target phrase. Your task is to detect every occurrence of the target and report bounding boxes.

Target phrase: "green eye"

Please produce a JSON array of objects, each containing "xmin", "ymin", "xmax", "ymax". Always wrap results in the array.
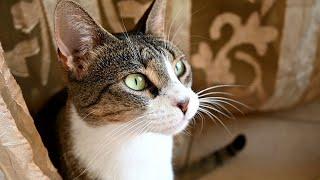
[
  {"xmin": 125, "ymin": 74, "xmax": 147, "ymax": 91},
  {"xmin": 175, "ymin": 60, "xmax": 186, "ymax": 77}
]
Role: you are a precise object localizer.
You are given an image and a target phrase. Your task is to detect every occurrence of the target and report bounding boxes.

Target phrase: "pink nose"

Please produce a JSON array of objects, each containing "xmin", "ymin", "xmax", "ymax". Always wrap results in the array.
[{"xmin": 177, "ymin": 99, "xmax": 189, "ymax": 114}]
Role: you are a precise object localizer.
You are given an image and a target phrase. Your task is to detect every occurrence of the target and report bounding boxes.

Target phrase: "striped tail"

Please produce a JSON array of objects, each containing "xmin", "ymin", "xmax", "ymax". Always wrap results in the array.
[{"xmin": 175, "ymin": 134, "xmax": 246, "ymax": 180}]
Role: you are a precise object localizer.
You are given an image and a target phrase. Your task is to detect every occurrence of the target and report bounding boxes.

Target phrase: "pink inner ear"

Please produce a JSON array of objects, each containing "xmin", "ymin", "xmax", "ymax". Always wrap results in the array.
[
  {"xmin": 55, "ymin": 16, "xmax": 94, "ymax": 57},
  {"xmin": 54, "ymin": 1, "xmax": 99, "ymax": 58},
  {"xmin": 55, "ymin": 30, "xmax": 72, "ymax": 58}
]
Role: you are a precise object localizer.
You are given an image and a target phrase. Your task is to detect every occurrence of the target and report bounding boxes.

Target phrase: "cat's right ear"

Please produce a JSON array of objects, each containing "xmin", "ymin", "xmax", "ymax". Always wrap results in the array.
[
  {"xmin": 134, "ymin": 0, "xmax": 167, "ymax": 38},
  {"xmin": 54, "ymin": 0, "xmax": 117, "ymax": 79}
]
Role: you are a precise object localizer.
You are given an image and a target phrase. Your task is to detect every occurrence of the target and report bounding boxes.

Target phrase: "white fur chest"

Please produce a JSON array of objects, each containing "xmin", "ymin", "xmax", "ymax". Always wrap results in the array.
[{"xmin": 70, "ymin": 106, "xmax": 174, "ymax": 180}]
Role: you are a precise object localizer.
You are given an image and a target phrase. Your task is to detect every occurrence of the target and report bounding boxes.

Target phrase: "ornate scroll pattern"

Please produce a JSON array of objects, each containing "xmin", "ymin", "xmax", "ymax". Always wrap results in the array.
[
  {"xmin": 8, "ymin": 0, "xmax": 52, "ymax": 86},
  {"xmin": 4, "ymin": 38, "xmax": 39, "ymax": 77},
  {"xmin": 191, "ymin": 0, "xmax": 278, "ymax": 102}
]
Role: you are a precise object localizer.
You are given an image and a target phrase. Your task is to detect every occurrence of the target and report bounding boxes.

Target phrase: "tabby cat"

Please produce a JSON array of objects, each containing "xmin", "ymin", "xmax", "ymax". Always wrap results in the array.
[
  {"xmin": 54, "ymin": 0, "xmax": 198, "ymax": 179},
  {"xmin": 41, "ymin": 0, "xmax": 245, "ymax": 179}
]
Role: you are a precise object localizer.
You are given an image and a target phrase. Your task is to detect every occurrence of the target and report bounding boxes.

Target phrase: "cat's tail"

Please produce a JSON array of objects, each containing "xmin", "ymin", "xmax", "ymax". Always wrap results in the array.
[{"xmin": 175, "ymin": 134, "xmax": 246, "ymax": 180}]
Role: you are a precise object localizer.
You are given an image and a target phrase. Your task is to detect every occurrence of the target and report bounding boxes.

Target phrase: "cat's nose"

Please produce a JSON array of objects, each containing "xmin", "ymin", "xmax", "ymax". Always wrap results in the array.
[{"xmin": 176, "ymin": 98, "xmax": 189, "ymax": 114}]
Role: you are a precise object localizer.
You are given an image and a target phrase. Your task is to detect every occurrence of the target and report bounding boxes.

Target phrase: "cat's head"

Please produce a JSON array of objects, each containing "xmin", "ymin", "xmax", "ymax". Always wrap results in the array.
[{"xmin": 54, "ymin": 0, "xmax": 199, "ymax": 135}]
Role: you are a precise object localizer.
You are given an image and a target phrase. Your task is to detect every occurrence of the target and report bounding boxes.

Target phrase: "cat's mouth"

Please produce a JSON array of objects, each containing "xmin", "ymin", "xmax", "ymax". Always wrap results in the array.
[
  {"xmin": 175, "ymin": 117, "xmax": 190, "ymax": 129},
  {"xmin": 160, "ymin": 112, "xmax": 197, "ymax": 135}
]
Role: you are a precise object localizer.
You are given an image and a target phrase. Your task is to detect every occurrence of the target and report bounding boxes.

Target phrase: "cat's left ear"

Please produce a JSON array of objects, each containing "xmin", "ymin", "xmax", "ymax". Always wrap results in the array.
[{"xmin": 134, "ymin": 0, "xmax": 167, "ymax": 38}]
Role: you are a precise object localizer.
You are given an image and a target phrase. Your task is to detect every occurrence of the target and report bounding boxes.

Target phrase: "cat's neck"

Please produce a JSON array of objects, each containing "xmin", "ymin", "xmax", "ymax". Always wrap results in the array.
[{"xmin": 66, "ymin": 104, "xmax": 174, "ymax": 180}]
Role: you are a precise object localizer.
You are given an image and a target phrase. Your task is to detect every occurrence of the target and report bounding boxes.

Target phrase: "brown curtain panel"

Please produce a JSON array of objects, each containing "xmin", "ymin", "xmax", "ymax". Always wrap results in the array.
[{"xmin": 0, "ymin": 0, "xmax": 320, "ymax": 179}]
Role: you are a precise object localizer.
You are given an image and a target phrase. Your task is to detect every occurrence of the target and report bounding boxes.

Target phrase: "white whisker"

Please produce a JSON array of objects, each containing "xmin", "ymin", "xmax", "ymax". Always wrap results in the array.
[
  {"xmin": 201, "ymin": 98, "xmax": 244, "ymax": 114},
  {"xmin": 201, "ymin": 97, "xmax": 250, "ymax": 110},
  {"xmin": 195, "ymin": 111, "xmax": 205, "ymax": 133},
  {"xmin": 198, "ymin": 108, "xmax": 232, "ymax": 136},
  {"xmin": 199, "ymin": 104, "xmax": 232, "ymax": 119},
  {"xmin": 204, "ymin": 101, "xmax": 235, "ymax": 119},
  {"xmin": 198, "ymin": 91, "xmax": 233, "ymax": 98},
  {"xmin": 196, "ymin": 84, "xmax": 244, "ymax": 95},
  {"xmin": 198, "ymin": 108, "xmax": 218, "ymax": 126}
]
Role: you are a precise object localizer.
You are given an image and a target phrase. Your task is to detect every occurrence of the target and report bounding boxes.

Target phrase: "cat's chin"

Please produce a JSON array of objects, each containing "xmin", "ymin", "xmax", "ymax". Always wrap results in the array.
[
  {"xmin": 170, "ymin": 119, "xmax": 191, "ymax": 135},
  {"xmin": 155, "ymin": 118, "xmax": 191, "ymax": 136}
]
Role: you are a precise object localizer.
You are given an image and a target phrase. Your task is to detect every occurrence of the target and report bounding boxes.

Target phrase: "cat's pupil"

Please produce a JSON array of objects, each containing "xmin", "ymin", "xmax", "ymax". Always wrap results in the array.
[{"xmin": 135, "ymin": 78, "xmax": 138, "ymax": 86}]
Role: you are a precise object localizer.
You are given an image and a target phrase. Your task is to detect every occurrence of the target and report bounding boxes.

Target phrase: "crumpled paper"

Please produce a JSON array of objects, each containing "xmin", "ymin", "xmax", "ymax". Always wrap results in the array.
[{"xmin": 0, "ymin": 43, "xmax": 61, "ymax": 180}]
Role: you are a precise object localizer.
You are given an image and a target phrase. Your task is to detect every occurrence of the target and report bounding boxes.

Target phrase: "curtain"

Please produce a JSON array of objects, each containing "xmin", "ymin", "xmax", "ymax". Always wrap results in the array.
[{"xmin": 0, "ymin": 0, "xmax": 319, "ymax": 178}]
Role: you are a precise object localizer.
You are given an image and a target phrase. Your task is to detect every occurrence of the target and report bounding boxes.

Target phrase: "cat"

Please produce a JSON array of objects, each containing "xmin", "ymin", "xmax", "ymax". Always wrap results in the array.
[
  {"xmin": 53, "ymin": 0, "xmax": 199, "ymax": 179},
  {"xmin": 34, "ymin": 0, "xmax": 248, "ymax": 179}
]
